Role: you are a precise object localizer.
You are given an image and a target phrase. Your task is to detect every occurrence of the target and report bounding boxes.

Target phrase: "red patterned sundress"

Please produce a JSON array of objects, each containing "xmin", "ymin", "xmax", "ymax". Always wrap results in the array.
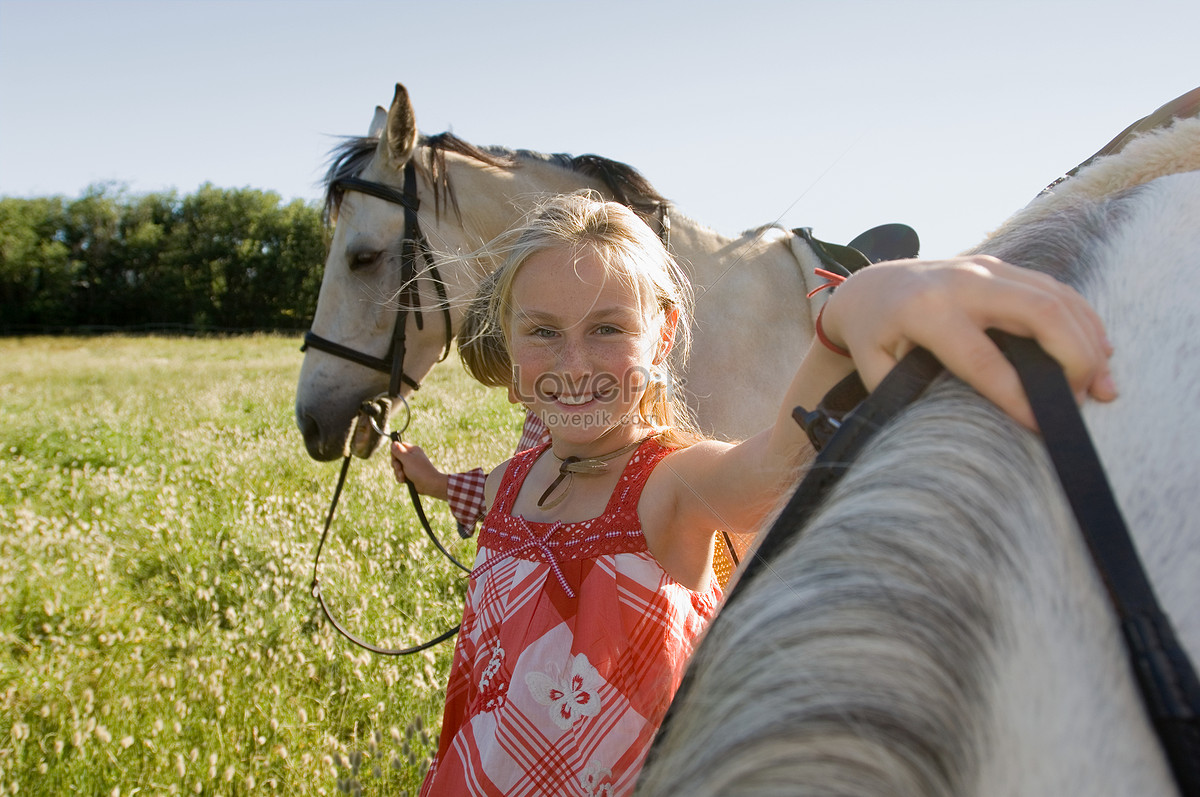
[{"xmin": 420, "ymin": 438, "xmax": 722, "ymax": 796}]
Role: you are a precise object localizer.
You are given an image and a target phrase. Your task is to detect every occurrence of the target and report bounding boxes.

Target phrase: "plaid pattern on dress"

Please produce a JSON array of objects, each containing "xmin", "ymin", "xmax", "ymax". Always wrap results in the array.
[
  {"xmin": 447, "ymin": 411, "xmax": 551, "ymax": 537},
  {"xmin": 421, "ymin": 439, "xmax": 721, "ymax": 797}
]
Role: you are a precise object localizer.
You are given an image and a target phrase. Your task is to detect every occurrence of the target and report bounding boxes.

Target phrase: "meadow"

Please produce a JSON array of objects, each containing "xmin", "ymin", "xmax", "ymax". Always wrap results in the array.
[{"xmin": 0, "ymin": 335, "xmax": 521, "ymax": 794}]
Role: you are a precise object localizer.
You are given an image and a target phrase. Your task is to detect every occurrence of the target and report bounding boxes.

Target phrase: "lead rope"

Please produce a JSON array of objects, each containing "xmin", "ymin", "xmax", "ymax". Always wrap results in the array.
[{"xmin": 310, "ymin": 404, "xmax": 468, "ymax": 656}]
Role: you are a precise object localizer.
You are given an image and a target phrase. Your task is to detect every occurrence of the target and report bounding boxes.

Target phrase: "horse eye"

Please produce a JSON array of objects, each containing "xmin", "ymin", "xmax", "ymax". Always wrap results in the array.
[{"xmin": 348, "ymin": 249, "xmax": 381, "ymax": 272}]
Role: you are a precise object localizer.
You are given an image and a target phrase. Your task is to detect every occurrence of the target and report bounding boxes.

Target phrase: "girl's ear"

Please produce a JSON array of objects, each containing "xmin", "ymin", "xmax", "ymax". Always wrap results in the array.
[{"xmin": 655, "ymin": 306, "xmax": 680, "ymax": 364}]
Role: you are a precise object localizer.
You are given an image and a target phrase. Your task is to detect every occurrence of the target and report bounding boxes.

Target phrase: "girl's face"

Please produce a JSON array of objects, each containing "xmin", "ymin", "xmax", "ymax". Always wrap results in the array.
[{"xmin": 507, "ymin": 245, "xmax": 668, "ymax": 455}]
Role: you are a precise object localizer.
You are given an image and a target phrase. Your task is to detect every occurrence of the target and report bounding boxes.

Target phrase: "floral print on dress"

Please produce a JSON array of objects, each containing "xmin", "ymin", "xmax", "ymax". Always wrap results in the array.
[
  {"xmin": 477, "ymin": 645, "xmax": 508, "ymax": 713},
  {"xmin": 525, "ymin": 653, "xmax": 604, "ymax": 729},
  {"xmin": 580, "ymin": 762, "xmax": 616, "ymax": 796}
]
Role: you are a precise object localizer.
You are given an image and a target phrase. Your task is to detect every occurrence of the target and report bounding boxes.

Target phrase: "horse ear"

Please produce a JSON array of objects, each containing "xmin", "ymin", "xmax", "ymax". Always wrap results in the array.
[
  {"xmin": 378, "ymin": 83, "xmax": 418, "ymax": 169},
  {"xmin": 368, "ymin": 106, "xmax": 387, "ymax": 138}
]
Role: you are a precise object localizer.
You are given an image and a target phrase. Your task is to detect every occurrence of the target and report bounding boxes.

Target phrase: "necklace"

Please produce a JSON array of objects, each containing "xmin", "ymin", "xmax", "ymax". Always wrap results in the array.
[{"xmin": 536, "ymin": 436, "xmax": 652, "ymax": 510}]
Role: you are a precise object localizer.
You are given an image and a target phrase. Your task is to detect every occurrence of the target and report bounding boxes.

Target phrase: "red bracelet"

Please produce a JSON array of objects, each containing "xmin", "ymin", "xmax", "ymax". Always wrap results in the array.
[{"xmin": 815, "ymin": 305, "xmax": 851, "ymax": 358}]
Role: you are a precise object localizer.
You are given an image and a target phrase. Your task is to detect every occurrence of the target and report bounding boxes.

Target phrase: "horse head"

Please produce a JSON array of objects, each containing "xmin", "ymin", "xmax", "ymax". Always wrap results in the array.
[{"xmin": 295, "ymin": 84, "xmax": 515, "ymax": 461}]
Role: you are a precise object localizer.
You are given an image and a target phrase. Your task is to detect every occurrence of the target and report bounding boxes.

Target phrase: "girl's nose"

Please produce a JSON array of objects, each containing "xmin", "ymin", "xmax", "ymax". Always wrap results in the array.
[{"xmin": 556, "ymin": 338, "xmax": 592, "ymax": 375}]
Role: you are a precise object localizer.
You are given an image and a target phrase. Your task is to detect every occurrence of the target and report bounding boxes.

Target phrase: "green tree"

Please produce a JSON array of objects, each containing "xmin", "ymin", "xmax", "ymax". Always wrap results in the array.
[
  {"xmin": 0, "ymin": 195, "xmax": 72, "ymax": 327},
  {"xmin": 61, "ymin": 184, "xmax": 125, "ymax": 325},
  {"xmin": 1, "ymin": 183, "xmax": 325, "ymax": 331}
]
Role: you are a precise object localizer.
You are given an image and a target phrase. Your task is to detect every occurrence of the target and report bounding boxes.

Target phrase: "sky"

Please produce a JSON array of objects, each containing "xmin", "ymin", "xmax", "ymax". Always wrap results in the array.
[{"xmin": 1, "ymin": 0, "xmax": 1197, "ymax": 258}]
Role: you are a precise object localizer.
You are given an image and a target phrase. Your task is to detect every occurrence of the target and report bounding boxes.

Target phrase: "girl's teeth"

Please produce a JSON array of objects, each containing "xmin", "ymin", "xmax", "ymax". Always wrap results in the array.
[{"xmin": 560, "ymin": 395, "xmax": 590, "ymax": 405}]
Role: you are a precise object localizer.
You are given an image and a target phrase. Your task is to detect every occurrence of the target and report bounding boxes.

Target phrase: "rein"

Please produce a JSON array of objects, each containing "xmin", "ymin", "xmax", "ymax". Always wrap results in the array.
[
  {"xmin": 310, "ymin": 399, "xmax": 469, "ymax": 656},
  {"xmin": 304, "ymin": 160, "xmax": 468, "ymax": 656},
  {"xmin": 651, "ymin": 332, "xmax": 1200, "ymax": 794}
]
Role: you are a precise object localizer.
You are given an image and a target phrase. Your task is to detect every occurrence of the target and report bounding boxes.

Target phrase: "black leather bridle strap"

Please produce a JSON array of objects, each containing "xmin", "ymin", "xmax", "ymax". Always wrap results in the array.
[
  {"xmin": 1000, "ymin": 334, "xmax": 1200, "ymax": 796},
  {"xmin": 305, "ymin": 160, "xmax": 469, "ymax": 655},
  {"xmin": 333, "ymin": 174, "xmax": 420, "ymax": 212}
]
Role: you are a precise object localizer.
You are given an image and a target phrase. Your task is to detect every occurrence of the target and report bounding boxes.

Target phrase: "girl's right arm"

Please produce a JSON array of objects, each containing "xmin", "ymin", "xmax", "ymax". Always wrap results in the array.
[{"xmin": 655, "ymin": 255, "xmax": 1118, "ymax": 547}]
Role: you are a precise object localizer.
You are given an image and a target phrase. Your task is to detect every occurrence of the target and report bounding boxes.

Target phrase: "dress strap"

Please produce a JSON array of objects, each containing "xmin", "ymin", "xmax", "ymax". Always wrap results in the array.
[
  {"xmin": 490, "ymin": 443, "xmax": 550, "ymax": 517},
  {"xmin": 598, "ymin": 438, "xmax": 673, "ymax": 518}
]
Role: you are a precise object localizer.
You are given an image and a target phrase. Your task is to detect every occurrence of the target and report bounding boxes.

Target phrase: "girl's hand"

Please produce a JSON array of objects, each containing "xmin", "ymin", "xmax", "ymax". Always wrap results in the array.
[
  {"xmin": 819, "ymin": 255, "xmax": 1118, "ymax": 430},
  {"xmin": 390, "ymin": 441, "xmax": 450, "ymax": 499}
]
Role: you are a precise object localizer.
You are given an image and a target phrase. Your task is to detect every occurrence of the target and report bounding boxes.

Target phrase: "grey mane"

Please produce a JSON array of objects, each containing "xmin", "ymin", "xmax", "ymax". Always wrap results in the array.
[{"xmin": 635, "ymin": 188, "xmax": 1144, "ymax": 797}]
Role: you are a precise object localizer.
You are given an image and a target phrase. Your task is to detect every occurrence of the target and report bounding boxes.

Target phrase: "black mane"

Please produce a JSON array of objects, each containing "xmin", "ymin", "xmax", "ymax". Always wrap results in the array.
[{"xmin": 322, "ymin": 131, "xmax": 668, "ymax": 226}]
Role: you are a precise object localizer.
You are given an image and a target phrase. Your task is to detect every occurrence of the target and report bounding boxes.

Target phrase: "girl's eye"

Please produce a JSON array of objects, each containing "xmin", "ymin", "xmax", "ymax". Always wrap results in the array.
[
  {"xmin": 595, "ymin": 324, "xmax": 621, "ymax": 335},
  {"xmin": 532, "ymin": 327, "xmax": 558, "ymax": 339}
]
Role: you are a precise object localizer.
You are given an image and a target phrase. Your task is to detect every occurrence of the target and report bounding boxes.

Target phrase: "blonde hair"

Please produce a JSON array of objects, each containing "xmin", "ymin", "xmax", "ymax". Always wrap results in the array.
[{"xmin": 461, "ymin": 193, "xmax": 703, "ymax": 449}]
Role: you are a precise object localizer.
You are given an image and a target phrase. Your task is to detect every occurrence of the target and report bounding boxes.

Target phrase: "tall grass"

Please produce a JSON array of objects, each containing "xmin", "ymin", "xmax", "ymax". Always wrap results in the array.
[{"xmin": 0, "ymin": 336, "xmax": 521, "ymax": 794}]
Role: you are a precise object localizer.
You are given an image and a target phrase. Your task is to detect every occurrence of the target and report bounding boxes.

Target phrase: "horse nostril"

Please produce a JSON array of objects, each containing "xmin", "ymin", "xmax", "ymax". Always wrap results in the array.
[{"xmin": 298, "ymin": 413, "xmax": 331, "ymax": 460}]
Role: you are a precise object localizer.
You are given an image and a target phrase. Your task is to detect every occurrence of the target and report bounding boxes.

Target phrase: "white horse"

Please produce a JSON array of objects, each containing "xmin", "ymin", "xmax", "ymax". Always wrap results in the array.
[
  {"xmin": 634, "ymin": 117, "xmax": 1200, "ymax": 796},
  {"xmin": 295, "ymin": 83, "xmax": 900, "ymax": 462}
]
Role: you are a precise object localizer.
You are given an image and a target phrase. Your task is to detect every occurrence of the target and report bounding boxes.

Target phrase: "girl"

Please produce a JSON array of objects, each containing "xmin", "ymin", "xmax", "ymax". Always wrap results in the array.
[{"xmin": 400, "ymin": 193, "xmax": 1116, "ymax": 796}]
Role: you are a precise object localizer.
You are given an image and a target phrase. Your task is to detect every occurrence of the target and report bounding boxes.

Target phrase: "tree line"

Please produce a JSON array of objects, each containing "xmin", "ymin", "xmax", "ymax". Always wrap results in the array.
[{"xmin": 0, "ymin": 183, "xmax": 329, "ymax": 333}]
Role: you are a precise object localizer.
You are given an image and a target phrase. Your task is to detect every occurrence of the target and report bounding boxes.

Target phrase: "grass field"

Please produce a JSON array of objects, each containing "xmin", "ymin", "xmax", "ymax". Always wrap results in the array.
[{"xmin": 0, "ymin": 335, "xmax": 522, "ymax": 795}]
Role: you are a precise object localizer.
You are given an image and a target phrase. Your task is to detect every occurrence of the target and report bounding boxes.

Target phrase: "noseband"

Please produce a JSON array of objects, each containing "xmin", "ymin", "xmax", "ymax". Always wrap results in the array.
[{"xmin": 301, "ymin": 159, "xmax": 455, "ymax": 397}]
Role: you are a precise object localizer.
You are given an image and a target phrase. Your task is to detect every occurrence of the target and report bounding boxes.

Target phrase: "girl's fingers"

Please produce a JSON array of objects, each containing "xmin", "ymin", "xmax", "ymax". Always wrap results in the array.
[
  {"xmin": 390, "ymin": 440, "xmax": 409, "ymax": 484},
  {"xmin": 853, "ymin": 317, "xmax": 1038, "ymax": 429},
  {"xmin": 973, "ymin": 269, "xmax": 1116, "ymax": 406}
]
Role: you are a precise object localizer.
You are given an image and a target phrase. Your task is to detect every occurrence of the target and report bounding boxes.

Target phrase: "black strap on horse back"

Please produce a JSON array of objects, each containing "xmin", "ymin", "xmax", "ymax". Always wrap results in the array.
[
  {"xmin": 1001, "ymin": 335, "xmax": 1200, "ymax": 796},
  {"xmin": 726, "ymin": 347, "xmax": 942, "ymax": 601},
  {"xmin": 650, "ymin": 334, "xmax": 1200, "ymax": 793}
]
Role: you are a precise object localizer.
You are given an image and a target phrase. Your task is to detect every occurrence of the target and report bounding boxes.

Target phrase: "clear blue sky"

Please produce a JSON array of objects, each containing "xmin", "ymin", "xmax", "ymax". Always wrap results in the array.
[{"xmin": 1, "ymin": 0, "xmax": 1196, "ymax": 257}]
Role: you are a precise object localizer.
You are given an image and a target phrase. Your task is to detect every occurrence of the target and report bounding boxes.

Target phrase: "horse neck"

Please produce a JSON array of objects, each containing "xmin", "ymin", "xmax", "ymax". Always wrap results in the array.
[{"xmin": 416, "ymin": 152, "xmax": 626, "ymax": 319}]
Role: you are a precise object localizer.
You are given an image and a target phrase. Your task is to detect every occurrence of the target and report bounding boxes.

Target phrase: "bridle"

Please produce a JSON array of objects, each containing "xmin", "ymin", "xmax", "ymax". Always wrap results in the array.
[
  {"xmin": 650, "ymin": 333, "xmax": 1200, "ymax": 795},
  {"xmin": 304, "ymin": 160, "xmax": 468, "ymax": 656},
  {"xmin": 302, "ymin": 161, "xmax": 455, "ymax": 397}
]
